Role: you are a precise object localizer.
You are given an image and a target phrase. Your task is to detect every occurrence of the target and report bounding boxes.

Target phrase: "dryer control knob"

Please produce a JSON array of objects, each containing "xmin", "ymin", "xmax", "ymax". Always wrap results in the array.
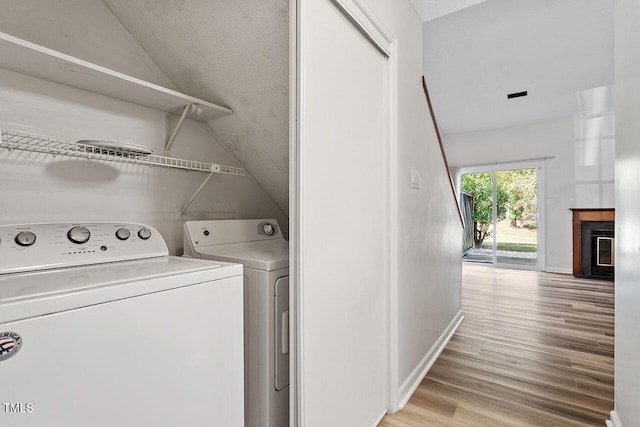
[
  {"xmin": 138, "ymin": 227, "xmax": 152, "ymax": 240},
  {"xmin": 67, "ymin": 226, "xmax": 90, "ymax": 244},
  {"xmin": 263, "ymin": 223, "xmax": 276, "ymax": 236},
  {"xmin": 15, "ymin": 231, "xmax": 36, "ymax": 247},
  {"xmin": 115, "ymin": 228, "xmax": 131, "ymax": 241}
]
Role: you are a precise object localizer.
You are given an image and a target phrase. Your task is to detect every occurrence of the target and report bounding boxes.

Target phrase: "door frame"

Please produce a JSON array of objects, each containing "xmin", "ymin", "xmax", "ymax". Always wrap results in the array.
[
  {"xmin": 457, "ymin": 160, "xmax": 546, "ymax": 271},
  {"xmin": 290, "ymin": 0, "xmax": 400, "ymax": 423}
]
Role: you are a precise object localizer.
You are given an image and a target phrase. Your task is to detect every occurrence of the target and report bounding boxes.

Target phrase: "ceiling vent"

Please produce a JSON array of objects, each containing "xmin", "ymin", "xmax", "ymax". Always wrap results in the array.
[{"xmin": 507, "ymin": 91, "xmax": 528, "ymax": 99}]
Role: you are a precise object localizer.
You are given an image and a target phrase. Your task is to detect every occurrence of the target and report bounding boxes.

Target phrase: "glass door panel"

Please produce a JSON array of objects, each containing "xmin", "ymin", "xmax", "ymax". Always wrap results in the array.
[
  {"xmin": 460, "ymin": 164, "xmax": 542, "ymax": 270},
  {"xmin": 495, "ymin": 169, "xmax": 538, "ymax": 266},
  {"xmin": 460, "ymin": 171, "xmax": 494, "ymax": 263}
]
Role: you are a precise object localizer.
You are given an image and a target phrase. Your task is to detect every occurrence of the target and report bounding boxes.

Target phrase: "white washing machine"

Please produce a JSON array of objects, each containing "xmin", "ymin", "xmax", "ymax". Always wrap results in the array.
[
  {"xmin": 183, "ymin": 219, "xmax": 289, "ymax": 427},
  {"xmin": 0, "ymin": 222, "xmax": 244, "ymax": 427}
]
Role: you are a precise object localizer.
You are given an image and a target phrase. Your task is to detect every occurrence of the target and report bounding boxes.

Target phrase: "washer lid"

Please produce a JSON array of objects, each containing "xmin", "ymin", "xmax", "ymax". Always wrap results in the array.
[
  {"xmin": 194, "ymin": 239, "xmax": 289, "ymax": 271},
  {"xmin": 0, "ymin": 256, "xmax": 242, "ymax": 324}
]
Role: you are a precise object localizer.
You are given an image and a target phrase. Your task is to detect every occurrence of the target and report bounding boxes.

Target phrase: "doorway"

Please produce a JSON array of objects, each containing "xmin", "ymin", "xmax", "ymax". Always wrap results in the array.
[{"xmin": 459, "ymin": 162, "xmax": 544, "ymax": 270}]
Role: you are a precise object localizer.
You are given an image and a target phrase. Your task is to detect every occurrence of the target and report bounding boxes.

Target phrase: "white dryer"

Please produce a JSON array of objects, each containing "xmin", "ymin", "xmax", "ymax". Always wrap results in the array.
[
  {"xmin": 0, "ymin": 222, "xmax": 244, "ymax": 427},
  {"xmin": 183, "ymin": 219, "xmax": 289, "ymax": 427}
]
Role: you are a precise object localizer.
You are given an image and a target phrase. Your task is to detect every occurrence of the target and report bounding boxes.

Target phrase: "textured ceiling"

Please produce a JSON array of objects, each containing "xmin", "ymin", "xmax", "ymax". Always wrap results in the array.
[
  {"xmin": 422, "ymin": 0, "xmax": 614, "ymax": 134},
  {"xmin": 103, "ymin": 0, "xmax": 290, "ymax": 218},
  {"xmin": 0, "ymin": 0, "xmax": 177, "ymax": 89},
  {"xmin": 409, "ymin": 0, "xmax": 488, "ymax": 22}
]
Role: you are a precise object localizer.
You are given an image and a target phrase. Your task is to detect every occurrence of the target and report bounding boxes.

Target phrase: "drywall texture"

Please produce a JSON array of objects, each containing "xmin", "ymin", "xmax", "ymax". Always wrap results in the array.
[
  {"xmin": 0, "ymin": 0, "xmax": 177, "ymax": 89},
  {"xmin": 1, "ymin": 0, "xmax": 289, "ymax": 233},
  {"xmin": 0, "ymin": 3, "xmax": 287, "ymax": 254},
  {"xmin": 103, "ymin": 0, "xmax": 290, "ymax": 224},
  {"xmin": 613, "ymin": 0, "xmax": 640, "ymax": 424},
  {"xmin": 445, "ymin": 117, "xmax": 615, "ymax": 273},
  {"xmin": 366, "ymin": 0, "xmax": 463, "ymax": 403}
]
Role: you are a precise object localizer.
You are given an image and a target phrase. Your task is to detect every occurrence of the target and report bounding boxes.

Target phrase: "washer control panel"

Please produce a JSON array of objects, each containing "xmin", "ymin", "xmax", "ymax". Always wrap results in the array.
[{"xmin": 0, "ymin": 222, "xmax": 168, "ymax": 275}]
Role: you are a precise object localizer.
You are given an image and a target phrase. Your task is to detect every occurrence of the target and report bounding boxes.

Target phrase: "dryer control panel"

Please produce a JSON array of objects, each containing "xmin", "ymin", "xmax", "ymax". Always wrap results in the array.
[
  {"xmin": 184, "ymin": 219, "xmax": 284, "ymax": 248},
  {"xmin": 0, "ymin": 222, "xmax": 168, "ymax": 274}
]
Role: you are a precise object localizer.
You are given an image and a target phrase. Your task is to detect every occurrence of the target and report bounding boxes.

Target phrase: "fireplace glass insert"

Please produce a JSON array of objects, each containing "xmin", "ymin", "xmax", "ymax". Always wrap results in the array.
[{"xmin": 580, "ymin": 221, "xmax": 614, "ymax": 279}]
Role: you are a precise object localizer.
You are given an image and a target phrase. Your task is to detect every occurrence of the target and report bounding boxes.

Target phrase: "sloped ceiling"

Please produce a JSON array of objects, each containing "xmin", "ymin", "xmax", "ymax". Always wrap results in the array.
[
  {"xmin": 103, "ymin": 0, "xmax": 290, "ymax": 218},
  {"xmin": 409, "ymin": 0, "xmax": 488, "ymax": 22},
  {"xmin": 422, "ymin": 0, "xmax": 614, "ymax": 134},
  {"xmin": 0, "ymin": 0, "xmax": 177, "ymax": 89}
]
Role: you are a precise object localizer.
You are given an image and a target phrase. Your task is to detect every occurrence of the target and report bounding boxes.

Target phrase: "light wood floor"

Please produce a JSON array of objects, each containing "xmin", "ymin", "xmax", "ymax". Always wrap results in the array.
[{"xmin": 379, "ymin": 264, "xmax": 614, "ymax": 426}]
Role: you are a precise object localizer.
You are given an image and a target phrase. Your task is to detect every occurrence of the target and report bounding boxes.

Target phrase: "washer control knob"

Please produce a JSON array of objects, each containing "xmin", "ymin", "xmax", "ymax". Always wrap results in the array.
[
  {"xmin": 67, "ymin": 226, "xmax": 91, "ymax": 244},
  {"xmin": 15, "ymin": 231, "xmax": 36, "ymax": 247},
  {"xmin": 138, "ymin": 227, "xmax": 152, "ymax": 240},
  {"xmin": 263, "ymin": 223, "xmax": 276, "ymax": 236},
  {"xmin": 115, "ymin": 228, "xmax": 131, "ymax": 241}
]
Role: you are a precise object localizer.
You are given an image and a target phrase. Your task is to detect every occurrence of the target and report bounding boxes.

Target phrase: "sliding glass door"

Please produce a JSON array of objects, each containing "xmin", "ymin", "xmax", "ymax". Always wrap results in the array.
[
  {"xmin": 460, "ymin": 171, "xmax": 494, "ymax": 263},
  {"xmin": 459, "ymin": 162, "xmax": 543, "ymax": 269}
]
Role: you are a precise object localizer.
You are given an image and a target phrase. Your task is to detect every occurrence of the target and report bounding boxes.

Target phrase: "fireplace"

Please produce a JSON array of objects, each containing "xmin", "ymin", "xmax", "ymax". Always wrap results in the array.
[
  {"xmin": 571, "ymin": 209, "xmax": 615, "ymax": 279},
  {"xmin": 580, "ymin": 221, "xmax": 614, "ymax": 279}
]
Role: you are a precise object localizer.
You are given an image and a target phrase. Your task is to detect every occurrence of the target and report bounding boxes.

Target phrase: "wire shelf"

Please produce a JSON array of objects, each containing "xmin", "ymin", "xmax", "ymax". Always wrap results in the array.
[{"xmin": 0, "ymin": 130, "xmax": 245, "ymax": 176}]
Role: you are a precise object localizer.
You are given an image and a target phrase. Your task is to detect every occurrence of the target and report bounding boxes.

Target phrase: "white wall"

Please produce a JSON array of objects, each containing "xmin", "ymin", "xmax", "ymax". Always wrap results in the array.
[
  {"xmin": 445, "ymin": 117, "xmax": 614, "ymax": 273},
  {"xmin": 612, "ymin": 0, "xmax": 640, "ymax": 425},
  {"xmin": 101, "ymin": 0, "xmax": 292, "ymax": 222},
  {"xmin": 363, "ymin": 0, "xmax": 463, "ymax": 405},
  {"xmin": 295, "ymin": 1, "xmax": 463, "ymax": 424},
  {"xmin": 0, "ymin": 2, "xmax": 287, "ymax": 254}
]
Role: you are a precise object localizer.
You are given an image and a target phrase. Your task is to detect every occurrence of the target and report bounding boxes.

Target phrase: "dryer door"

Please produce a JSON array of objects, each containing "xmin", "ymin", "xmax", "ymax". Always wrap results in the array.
[{"xmin": 274, "ymin": 276, "xmax": 289, "ymax": 391}]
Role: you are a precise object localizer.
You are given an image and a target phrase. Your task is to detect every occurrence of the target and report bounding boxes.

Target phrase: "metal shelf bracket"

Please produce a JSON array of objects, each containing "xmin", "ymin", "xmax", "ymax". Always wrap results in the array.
[
  {"xmin": 165, "ymin": 103, "xmax": 203, "ymax": 155},
  {"xmin": 179, "ymin": 169, "xmax": 216, "ymax": 216}
]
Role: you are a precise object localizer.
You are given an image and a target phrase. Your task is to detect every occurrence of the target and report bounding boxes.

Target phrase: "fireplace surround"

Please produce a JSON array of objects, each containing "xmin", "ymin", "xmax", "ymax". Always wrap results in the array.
[{"xmin": 571, "ymin": 208, "xmax": 615, "ymax": 279}]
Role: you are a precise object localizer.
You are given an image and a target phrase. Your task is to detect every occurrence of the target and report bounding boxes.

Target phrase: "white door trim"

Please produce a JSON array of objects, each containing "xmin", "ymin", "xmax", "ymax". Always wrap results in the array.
[
  {"xmin": 332, "ymin": 0, "xmax": 391, "ymax": 56},
  {"xmin": 386, "ymin": 39, "xmax": 400, "ymax": 413},
  {"xmin": 332, "ymin": 0, "xmax": 401, "ymax": 415},
  {"xmin": 291, "ymin": 0, "xmax": 401, "ymax": 422},
  {"xmin": 289, "ymin": 1, "xmax": 300, "ymax": 425}
]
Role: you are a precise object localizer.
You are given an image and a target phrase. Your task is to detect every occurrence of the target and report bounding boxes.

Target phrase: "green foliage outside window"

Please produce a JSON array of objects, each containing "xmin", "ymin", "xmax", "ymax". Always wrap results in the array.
[{"xmin": 461, "ymin": 169, "xmax": 537, "ymax": 248}]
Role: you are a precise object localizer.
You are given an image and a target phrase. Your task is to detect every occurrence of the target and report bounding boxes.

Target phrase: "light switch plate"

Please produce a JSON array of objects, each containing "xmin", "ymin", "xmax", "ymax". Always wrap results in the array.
[{"xmin": 410, "ymin": 168, "xmax": 420, "ymax": 189}]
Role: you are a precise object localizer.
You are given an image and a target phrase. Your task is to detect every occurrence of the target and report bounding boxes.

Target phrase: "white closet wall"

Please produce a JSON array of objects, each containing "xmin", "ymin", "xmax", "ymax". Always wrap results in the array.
[
  {"xmin": 0, "ymin": 1, "xmax": 287, "ymax": 253},
  {"xmin": 612, "ymin": 0, "xmax": 640, "ymax": 424}
]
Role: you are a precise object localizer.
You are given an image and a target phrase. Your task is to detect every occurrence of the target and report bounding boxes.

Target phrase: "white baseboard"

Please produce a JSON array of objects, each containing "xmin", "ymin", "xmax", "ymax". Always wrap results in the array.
[
  {"xmin": 372, "ymin": 409, "xmax": 387, "ymax": 427},
  {"xmin": 396, "ymin": 310, "xmax": 464, "ymax": 410},
  {"xmin": 607, "ymin": 410, "xmax": 622, "ymax": 427},
  {"xmin": 544, "ymin": 267, "xmax": 573, "ymax": 274}
]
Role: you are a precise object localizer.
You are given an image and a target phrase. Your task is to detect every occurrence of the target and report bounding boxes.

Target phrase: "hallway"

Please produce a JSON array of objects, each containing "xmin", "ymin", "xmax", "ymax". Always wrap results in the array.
[{"xmin": 380, "ymin": 265, "xmax": 614, "ymax": 426}]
